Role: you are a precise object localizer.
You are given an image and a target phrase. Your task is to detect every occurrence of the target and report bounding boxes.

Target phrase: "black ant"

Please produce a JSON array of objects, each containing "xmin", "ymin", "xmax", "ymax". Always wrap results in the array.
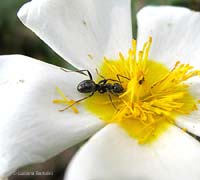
[{"xmin": 59, "ymin": 68, "xmax": 129, "ymax": 111}]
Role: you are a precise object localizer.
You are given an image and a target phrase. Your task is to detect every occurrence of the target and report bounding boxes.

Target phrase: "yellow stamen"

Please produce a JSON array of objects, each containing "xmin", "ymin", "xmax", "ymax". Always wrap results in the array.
[
  {"xmin": 53, "ymin": 37, "xmax": 199, "ymax": 143},
  {"xmin": 53, "ymin": 87, "xmax": 79, "ymax": 113},
  {"xmin": 84, "ymin": 37, "xmax": 200, "ymax": 144}
]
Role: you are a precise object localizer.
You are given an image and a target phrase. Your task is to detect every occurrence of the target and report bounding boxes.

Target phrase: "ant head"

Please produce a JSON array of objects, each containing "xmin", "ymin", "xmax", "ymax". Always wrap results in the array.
[{"xmin": 113, "ymin": 83, "xmax": 124, "ymax": 93}]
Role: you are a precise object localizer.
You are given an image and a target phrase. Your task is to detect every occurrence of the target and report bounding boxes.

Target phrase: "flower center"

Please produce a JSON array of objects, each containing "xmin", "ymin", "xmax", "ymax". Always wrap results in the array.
[{"xmin": 84, "ymin": 37, "xmax": 200, "ymax": 144}]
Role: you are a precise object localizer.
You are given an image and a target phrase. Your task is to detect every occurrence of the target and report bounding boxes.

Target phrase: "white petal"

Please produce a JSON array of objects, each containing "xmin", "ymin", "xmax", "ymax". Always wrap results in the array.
[
  {"xmin": 0, "ymin": 55, "xmax": 104, "ymax": 176},
  {"xmin": 18, "ymin": 0, "xmax": 132, "ymax": 73},
  {"xmin": 137, "ymin": 6, "xmax": 200, "ymax": 68},
  {"xmin": 65, "ymin": 124, "xmax": 200, "ymax": 180},
  {"xmin": 186, "ymin": 77, "xmax": 200, "ymax": 100},
  {"xmin": 175, "ymin": 77, "xmax": 200, "ymax": 137},
  {"xmin": 176, "ymin": 107, "xmax": 200, "ymax": 137}
]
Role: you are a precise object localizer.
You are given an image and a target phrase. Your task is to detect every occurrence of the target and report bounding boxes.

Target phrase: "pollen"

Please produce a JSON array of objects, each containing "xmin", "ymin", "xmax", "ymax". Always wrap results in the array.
[{"xmin": 84, "ymin": 37, "xmax": 200, "ymax": 144}]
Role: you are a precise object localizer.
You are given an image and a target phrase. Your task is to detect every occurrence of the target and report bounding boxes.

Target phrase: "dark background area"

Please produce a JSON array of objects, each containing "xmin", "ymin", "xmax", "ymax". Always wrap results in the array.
[{"xmin": 0, "ymin": 0, "xmax": 200, "ymax": 179}]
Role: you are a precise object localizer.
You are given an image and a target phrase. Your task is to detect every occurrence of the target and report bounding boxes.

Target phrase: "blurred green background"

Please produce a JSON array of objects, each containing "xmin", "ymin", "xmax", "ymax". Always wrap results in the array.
[{"xmin": 0, "ymin": 0, "xmax": 199, "ymax": 180}]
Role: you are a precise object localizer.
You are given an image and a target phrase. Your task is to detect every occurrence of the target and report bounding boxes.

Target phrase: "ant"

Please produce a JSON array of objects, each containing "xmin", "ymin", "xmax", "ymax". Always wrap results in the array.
[{"xmin": 59, "ymin": 68, "xmax": 129, "ymax": 111}]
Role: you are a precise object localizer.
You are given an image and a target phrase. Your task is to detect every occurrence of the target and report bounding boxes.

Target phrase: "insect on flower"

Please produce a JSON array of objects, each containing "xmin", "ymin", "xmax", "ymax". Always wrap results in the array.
[
  {"xmin": 1, "ymin": 2, "xmax": 199, "ymax": 179},
  {"xmin": 59, "ymin": 68, "xmax": 129, "ymax": 111}
]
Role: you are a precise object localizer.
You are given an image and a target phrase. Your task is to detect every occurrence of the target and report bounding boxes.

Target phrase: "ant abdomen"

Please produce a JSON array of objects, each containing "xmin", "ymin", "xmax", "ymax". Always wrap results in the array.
[{"xmin": 77, "ymin": 80, "xmax": 96, "ymax": 93}]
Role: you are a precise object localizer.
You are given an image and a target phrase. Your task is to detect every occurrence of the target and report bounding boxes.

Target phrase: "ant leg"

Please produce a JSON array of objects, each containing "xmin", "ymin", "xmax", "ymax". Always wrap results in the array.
[
  {"xmin": 96, "ymin": 68, "xmax": 129, "ymax": 84},
  {"xmin": 98, "ymin": 79, "xmax": 108, "ymax": 85},
  {"xmin": 107, "ymin": 93, "xmax": 117, "ymax": 110},
  {"xmin": 104, "ymin": 75, "xmax": 129, "ymax": 83},
  {"xmin": 61, "ymin": 68, "xmax": 93, "ymax": 80},
  {"xmin": 96, "ymin": 69, "xmax": 119, "ymax": 82},
  {"xmin": 59, "ymin": 93, "xmax": 94, "ymax": 112},
  {"xmin": 96, "ymin": 69, "xmax": 120, "ymax": 82},
  {"xmin": 116, "ymin": 74, "xmax": 130, "ymax": 84},
  {"xmin": 95, "ymin": 68, "xmax": 105, "ymax": 80},
  {"xmin": 109, "ymin": 91, "xmax": 119, "ymax": 97},
  {"xmin": 79, "ymin": 70, "xmax": 93, "ymax": 80}
]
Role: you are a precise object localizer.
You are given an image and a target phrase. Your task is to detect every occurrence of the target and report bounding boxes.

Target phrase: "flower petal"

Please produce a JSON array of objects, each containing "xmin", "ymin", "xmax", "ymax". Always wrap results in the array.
[
  {"xmin": 175, "ymin": 77, "xmax": 200, "ymax": 137},
  {"xmin": 0, "ymin": 55, "xmax": 104, "ymax": 176},
  {"xmin": 137, "ymin": 6, "xmax": 200, "ymax": 68},
  {"xmin": 176, "ymin": 108, "xmax": 200, "ymax": 137},
  {"xmin": 18, "ymin": 0, "xmax": 132, "ymax": 73},
  {"xmin": 65, "ymin": 124, "xmax": 200, "ymax": 180}
]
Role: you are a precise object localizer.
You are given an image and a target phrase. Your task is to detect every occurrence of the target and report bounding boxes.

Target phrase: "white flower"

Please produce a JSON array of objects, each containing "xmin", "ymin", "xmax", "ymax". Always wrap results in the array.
[{"xmin": 1, "ymin": 0, "xmax": 200, "ymax": 180}]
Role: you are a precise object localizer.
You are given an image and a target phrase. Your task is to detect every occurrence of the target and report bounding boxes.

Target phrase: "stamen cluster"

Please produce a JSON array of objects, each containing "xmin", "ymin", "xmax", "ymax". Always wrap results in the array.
[
  {"xmin": 102, "ymin": 37, "xmax": 200, "ymax": 143},
  {"xmin": 54, "ymin": 37, "xmax": 200, "ymax": 144}
]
